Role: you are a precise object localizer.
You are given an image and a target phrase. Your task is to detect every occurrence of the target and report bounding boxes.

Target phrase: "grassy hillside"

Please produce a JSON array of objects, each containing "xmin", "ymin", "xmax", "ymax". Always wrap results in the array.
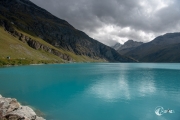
[
  {"xmin": 0, "ymin": 27, "xmax": 105, "ymax": 66},
  {"xmin": 0, "ymin": 27, "xmax": 63, "ymax": 65}
]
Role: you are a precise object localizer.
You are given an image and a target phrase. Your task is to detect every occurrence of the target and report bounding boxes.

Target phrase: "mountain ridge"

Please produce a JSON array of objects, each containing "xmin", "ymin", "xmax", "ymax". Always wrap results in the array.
[
  {"xmin": 112, "ymin": 43, "xmax": 122, "ymax": 50},
  {"xmin": 125, "ymin": 32, "xmax": 180, "ymax": 62},
  {"xmin": 114, "ymin": 40, "xmax": 144, "ymax": 55}
]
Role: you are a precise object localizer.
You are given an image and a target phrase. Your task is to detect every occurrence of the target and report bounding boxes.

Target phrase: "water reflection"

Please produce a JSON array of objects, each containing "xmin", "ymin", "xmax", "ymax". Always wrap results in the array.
[
  {"xmin": 87, "ymin": 69, "xmax": 157, "ymax": 102},
  {"xmin": 137, "ymin": 70, "xmax": 156, "ymax": 97},
  {"xmin": 88, "ymin": 76, "xmax": 130, "ymax": 102},
  {"xmin": 138, "ymin": 80, "xmax": 156, "ymax": 97}
]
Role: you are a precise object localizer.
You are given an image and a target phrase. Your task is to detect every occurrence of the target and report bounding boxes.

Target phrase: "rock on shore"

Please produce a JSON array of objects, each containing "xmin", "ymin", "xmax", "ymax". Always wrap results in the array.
[{"xmin": 0, "ymin": 95, "xmax": 45, "ymax": 120}]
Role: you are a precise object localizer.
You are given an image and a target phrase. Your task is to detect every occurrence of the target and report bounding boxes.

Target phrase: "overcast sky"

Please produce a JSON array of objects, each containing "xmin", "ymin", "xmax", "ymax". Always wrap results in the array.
[{"xmin": 30, "ymin": 0, "xmax": 180, "ymax": 46}]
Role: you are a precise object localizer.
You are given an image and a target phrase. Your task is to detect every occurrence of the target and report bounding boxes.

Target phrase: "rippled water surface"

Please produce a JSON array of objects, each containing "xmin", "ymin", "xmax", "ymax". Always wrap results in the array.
[{"xmin": 0, "ymin": 63, "xmax": 180, "ymax": 120}]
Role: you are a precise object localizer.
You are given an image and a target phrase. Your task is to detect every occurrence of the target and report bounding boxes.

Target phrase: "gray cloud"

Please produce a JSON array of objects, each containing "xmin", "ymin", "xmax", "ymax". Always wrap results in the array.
[{"xmin": 30, "ymin": 0, "xmax": 180, "ymax": 46}]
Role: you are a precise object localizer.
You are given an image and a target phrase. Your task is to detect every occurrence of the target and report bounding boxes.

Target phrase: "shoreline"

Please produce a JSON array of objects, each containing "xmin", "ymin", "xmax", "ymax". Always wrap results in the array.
[
  {"xmin": 0, "ymin": 59, "xmax": 62, "ymax": 67},
  {"xmin": 0, "ymin": 59, "xmax": 108, "ymax": 68},
  {"xmin": 0, "ymin": 94, "xmax": 45, "ymax": 120}
]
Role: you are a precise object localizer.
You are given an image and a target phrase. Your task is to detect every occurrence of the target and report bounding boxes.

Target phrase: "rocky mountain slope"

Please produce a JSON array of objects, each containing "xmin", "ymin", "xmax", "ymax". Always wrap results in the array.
[
  {"xmin": 125, "ymin": 33, "xmax": 180, "ymax": 62},
  {"xmin": 111, "ymin": 43, "xmax": 122, "ymax": 50},
  {"xmin": 0, "ymin": 0, "xmax": 135, "ymax": 62},
  {"xmin": 117, "ymin": 40, "xmax": 144, "ymax": 55}
]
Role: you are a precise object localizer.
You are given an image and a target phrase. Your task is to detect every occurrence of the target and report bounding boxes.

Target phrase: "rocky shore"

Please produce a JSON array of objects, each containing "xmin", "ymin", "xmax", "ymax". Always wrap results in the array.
[{"xmin": 0, "ymin": 95, "xmax": 45, "ymax": 120}]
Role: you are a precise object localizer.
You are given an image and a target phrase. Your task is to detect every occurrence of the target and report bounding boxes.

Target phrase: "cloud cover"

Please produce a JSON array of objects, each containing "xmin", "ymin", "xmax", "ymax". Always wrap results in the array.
[{"xmin": 30, "ymin": 0, "xmax": 180, "ymax": 46}]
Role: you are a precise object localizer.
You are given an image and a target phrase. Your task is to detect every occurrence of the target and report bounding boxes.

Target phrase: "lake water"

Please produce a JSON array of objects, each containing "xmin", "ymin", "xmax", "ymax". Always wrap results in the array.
[{"xmin": 0, "ymin": 63, "xmax": 180, "ymax": 120}]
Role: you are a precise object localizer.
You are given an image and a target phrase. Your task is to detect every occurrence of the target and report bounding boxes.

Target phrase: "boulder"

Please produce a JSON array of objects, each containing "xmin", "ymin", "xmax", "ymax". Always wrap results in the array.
[{"xmin": 0, "ymin": 95, "xmax": 45, "ymax": 120}]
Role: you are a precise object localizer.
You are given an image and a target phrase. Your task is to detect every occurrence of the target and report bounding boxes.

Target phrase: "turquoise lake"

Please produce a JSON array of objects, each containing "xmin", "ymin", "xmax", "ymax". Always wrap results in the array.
[{"xmin": 0, "ymin": 63, "xmax": 180, "ymax": 120}]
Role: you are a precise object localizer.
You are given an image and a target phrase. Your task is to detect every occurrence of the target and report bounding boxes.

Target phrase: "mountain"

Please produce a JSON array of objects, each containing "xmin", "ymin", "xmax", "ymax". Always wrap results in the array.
[
  {"xmin": 0, "ymin": 0, "xmax": 135, "ymax": 63},
  {"xmin": 117, "ymin": 40, "xmax": 144, "ymax": 54},
  {"xmin": 111, "ymin": 43, "xmax": 122, "ymax": 50},
  {"xmin": 125, "ymin": 33, "xmax": 180, "ymax": 62}
]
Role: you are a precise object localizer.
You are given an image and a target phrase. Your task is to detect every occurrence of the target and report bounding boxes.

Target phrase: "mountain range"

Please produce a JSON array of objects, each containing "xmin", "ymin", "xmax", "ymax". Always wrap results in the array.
[
  {"xmin": 0, "ymin": 0, "xmax": 134, "ymax": 65},
  {"xmin": 112, "ymin": 33, "xmax": 180, "ymax": 62},
  {"xmin": 125, "ymin": 33, "xmax": 180, "ymax": 62}
]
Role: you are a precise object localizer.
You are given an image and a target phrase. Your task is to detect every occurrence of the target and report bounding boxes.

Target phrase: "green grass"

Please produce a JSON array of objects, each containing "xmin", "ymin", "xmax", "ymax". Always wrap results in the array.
[
  {"xmin": 0, "ymin": 59, "xmax": 64, "ymax": 66},
  {"xmin": 0, "ymin": 59, "xmax": 32, "ymax": 66}
]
